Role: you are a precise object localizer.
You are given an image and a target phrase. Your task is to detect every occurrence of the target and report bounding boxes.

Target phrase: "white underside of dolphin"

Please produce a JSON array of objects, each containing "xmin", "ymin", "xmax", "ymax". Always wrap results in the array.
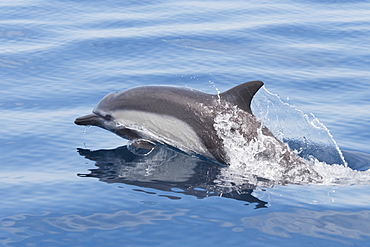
[{"xmin": 112, "ymin": 110, "xmax": 213, "ymax": 159}]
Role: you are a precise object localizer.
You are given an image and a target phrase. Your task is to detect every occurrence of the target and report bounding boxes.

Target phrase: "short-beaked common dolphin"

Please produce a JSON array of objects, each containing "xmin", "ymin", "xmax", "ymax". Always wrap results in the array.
[{"xmin": 75, "ymin": 81, "xmax": 268, "ymax": 164}]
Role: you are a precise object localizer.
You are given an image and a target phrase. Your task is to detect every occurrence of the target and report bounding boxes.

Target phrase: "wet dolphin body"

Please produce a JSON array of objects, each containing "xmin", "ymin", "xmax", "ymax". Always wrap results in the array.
[{"xmin": 75, "ymin": 80, "xmax": 265, "ymax": 164}]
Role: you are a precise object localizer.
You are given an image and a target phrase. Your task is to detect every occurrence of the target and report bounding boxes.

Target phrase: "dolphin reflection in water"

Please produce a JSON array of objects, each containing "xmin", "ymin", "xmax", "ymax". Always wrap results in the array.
[{"xmin": 77, "ymin": 144, "xmax": 268, "ymax": 208}]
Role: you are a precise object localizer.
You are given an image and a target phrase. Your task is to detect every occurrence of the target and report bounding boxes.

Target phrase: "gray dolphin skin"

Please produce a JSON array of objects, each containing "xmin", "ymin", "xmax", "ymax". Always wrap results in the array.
[{"xmin": 75, "ymin": 80, "xmax": 264, "ymax": 164}]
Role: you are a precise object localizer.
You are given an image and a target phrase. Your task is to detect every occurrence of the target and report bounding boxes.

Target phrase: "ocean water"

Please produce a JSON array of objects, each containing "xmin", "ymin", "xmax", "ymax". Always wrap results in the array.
[{"xmin": 1, "ymin": 0, "xmax": 370, "ymax": 246}]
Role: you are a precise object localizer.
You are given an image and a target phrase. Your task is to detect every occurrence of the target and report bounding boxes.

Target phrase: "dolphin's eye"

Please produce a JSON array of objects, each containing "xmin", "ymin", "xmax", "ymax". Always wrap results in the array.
[{"xmin": 104, "ymin": 114, "xmax": 112, "ymax": 120}]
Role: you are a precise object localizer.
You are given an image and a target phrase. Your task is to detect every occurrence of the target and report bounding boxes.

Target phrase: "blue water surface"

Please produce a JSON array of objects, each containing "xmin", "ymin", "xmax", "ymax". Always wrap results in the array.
[{"xmin": 1, "ymin": 0, "xmax": 370, "ymax": 246}]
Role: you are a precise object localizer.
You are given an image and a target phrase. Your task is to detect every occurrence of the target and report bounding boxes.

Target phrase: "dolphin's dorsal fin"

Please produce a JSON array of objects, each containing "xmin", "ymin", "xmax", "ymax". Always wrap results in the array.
[{"xmin": 219, "ymin": 80, "xmax": 264, "ymax": 114}]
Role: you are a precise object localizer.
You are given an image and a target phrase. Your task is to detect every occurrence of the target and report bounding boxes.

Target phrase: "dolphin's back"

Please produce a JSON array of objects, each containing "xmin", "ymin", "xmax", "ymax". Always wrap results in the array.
[
  {"xmin": 95, "ymin": 80, "xmax": 264, "ymax": 117},
  {"xmin": 95, "ymin": 86, "xmax": 214, "ymax": 115}
]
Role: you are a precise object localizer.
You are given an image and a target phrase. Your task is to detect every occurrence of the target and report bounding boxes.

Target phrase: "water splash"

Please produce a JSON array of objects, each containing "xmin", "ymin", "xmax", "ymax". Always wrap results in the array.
[
  {"xmin": 251, "ymin": 87, "xmax": 346, "ymax": 166},
  {"xmin": 83, "ymin": 125, "xmax": 91, "ymax": 134},
  {"xmin": 213, "ymin": 102, "xmax": 323, "ymax": 188},
  {"xmin": 213, "ymin": 93, "xmax": 370, "ymax": 189},
  {"xmin": 209, "ymin": 80, "xmax": 221, "ymax": 103}
]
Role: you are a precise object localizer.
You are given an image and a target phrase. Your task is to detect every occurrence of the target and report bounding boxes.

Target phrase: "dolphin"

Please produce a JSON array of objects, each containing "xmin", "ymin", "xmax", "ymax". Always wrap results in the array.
[{"xmin": 75, "ymin": 80, "xmax": 265, "ymax": 164}]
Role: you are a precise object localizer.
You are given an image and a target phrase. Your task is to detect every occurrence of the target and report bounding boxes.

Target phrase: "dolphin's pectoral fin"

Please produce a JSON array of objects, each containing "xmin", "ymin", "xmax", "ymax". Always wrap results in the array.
[
  {"xmin": 130, "ymin": 139, "xmax": 156, "ymax": 149},
  {"xmin": 219, "ymin": 80, "xmax": 264, "ymax": 114},
  {"xmin": 128, "ymin": 139, "xmax": 156, "ymax": 156}
]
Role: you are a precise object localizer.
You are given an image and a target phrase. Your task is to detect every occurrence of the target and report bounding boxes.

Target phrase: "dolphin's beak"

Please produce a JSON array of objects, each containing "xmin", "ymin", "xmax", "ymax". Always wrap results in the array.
[{"xmin": 74, "ymin": 113, "xmax": 102, "ymax": 126}]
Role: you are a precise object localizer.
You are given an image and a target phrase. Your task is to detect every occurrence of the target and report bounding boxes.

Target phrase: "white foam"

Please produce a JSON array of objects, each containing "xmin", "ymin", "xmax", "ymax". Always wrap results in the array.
[{"xmin": 213, "ymin": 100, "xmax": 370, "ymax": 189}]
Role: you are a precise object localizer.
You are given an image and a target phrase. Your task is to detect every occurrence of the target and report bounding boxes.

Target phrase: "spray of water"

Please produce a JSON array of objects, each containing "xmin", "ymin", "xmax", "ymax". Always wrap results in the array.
[
  {"xmin": 251, "ymin": 87, "xmax": 346, "ymax": 166},
  {"xmin": 209, "ymin": 80, "xmax": 221, "ymax": 103},
  {"xmin": 213, "ymin": 88, "xmax": 370, "ymax": 189}
]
